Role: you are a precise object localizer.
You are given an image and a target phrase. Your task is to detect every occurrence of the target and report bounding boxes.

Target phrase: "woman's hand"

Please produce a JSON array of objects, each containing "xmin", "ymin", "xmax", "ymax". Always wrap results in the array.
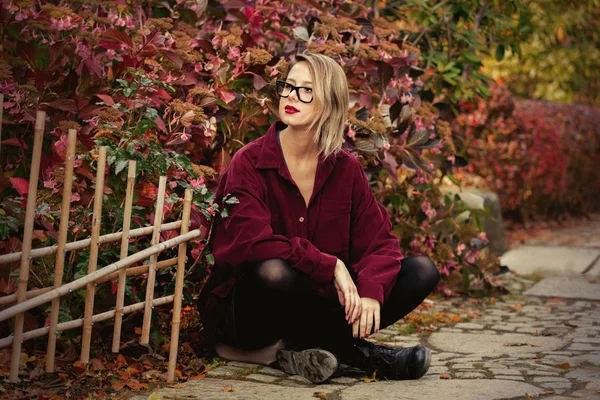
[
  {"xmin": 333, "ymin": 259, "xmax": 362, "ymax": 324},
  {"xmin": 352, "ymin": 297, "xmax": 381, "ymax": 338}
]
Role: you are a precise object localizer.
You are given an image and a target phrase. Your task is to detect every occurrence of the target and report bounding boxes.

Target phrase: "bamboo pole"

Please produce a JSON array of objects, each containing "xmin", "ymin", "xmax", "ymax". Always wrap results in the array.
[
  {"xmin": 0, "ymin": 230, "xmax": 201, "ymax": 322},
  {"xmin": 167, "ymin": 189, "xmax": 193, "ymax": 383},
  {"xmin": 0, "ymin": 221, "xmax": 182, "ymax": 265},
  {"xmin": 80, "ymin": 146, "xmax": 107, "ymax": 364},
  {"xmin": 9, "ymin": 110, "xmax": 45, "ymax": 382},
  {"xmin": 45, "ymin": 129, "xmax": 77, "ymax": 372},
  {"xmin": 141, "ymin": 176, "xmax": 167, "ymax": 345},
  {"xmin": 0, "ymin": 94, "xmax": 4, "ymax": 155},
  {"xmin": 0, "ymin": 296, "xmax": 175, "ymax": 349},
  {"xmin": 0, "ymin": 258, "xmax": 178, "ymax": 307},
  {"xmin": 112, "ymin": 160, "xmax": 136, "ymax": 353}
]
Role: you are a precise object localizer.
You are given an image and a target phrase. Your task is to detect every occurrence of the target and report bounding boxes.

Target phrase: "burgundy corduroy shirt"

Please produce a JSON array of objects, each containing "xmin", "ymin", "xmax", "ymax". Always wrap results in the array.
[{"xmin": 201, "ymin": 121, "xmax": 403, "ymax": 341}]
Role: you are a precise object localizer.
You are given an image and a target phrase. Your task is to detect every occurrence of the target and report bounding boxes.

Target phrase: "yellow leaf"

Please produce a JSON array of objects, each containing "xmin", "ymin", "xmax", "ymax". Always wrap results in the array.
[
  {"xmin": 362, "ymin": 371, "xmax": 378, "ymax": 383},
  {"xmin": 313, "ymin": 392, "xmax": 327, "ymax": 399},
  {"xmin": 221, "ymin": 387, "xmax": 235, "ymax": 392},
  {"xmin": 147, "ymin": 393, "xmax": 164, "ymax": 400}
]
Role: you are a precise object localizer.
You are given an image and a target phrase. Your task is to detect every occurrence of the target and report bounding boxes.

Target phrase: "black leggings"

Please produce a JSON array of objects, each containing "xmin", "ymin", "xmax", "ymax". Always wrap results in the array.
[{"xmin": 216, "ymin": 256, "xmax": 440, "ymax": 352}]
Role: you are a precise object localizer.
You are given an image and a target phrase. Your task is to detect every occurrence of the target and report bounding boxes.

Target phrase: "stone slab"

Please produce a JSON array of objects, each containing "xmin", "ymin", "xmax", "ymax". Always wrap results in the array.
[
  {"xmin": 155, "ymin": 378, "xmax": 339, "ymax": 399},
  {"xmin": 340, "ymin": 379, "xmax": 544, "ymax": 400},
  {"xmin": 524, "ymin": 276, "xmax": 600, "ymax": 300},
  {"xmin": 427, "ymin": 332, "xmax": 564, "ymax": 356},
  {"xmin": 588, "ymin": 256, "xmax": 600, "ymax": 275},
  {"xmin": 500, "ymin": 246, "xmax": 599, "ymax": 275}
]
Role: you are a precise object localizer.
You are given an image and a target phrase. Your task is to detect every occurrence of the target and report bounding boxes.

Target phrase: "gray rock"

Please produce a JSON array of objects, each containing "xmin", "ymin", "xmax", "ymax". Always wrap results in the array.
[
  {"xmin": 494, "ymin": 375, "xmax": 525, "ymax": 381},
  {"xmin": 245, "ymin": 373, "xmax": 282, "ymax": 383},
  {"xmin": 502, "ymin": 246, "xmax": 600, "ymax": 276},
  {"xmin": 525, "ymin": 276, "xmax": 600, "ymax": 300},
  {"xmin": 339, "ymin": 379, "xmax": 544, "ymax": 400},
  {"xmin": 154, "ymin": 377, "xmax": 337, "ymax": 399},
  {"xmin": 454, "ymin": 323, "xmax": 485, "ymax": 330},
  {"xmin": 427, "ymin": 332, "xmax": 564, "ymax": 356},
  {"xmin": 453, "ymin": 372, "xmax": 487, "ymax": 379}
]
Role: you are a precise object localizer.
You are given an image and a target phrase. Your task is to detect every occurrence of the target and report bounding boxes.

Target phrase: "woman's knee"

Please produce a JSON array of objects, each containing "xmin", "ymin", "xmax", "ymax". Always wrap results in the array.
[
  {"xmin": 401, "ymin": 255, "xmax": 440, "ymax": 290},
  {"xmin": 254, "ymin": 258, "xmax": 296, "ymax": 290}
]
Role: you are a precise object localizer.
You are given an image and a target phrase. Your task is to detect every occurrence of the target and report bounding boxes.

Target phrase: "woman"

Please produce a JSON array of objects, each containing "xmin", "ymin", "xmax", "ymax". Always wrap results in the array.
[{"xmin": 199, "ymin": 53, "xmax": 440, "ymax": 383}]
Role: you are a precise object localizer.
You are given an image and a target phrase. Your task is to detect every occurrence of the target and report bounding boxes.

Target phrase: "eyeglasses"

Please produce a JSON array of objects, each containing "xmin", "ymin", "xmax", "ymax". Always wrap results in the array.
[{"xmin": 275, "ymin": 80, "xmax": 314, "ymax": 103}]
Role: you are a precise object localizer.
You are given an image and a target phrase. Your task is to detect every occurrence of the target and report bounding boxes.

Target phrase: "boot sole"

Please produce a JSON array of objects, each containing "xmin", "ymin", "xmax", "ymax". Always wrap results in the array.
[{"xmin": 276, "ymin": 349, "xmax": 338, "ymax": 383}]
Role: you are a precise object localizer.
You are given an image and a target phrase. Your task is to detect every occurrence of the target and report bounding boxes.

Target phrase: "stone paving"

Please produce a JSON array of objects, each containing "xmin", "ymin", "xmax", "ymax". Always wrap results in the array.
[{"xmin": 138, "ymin": 216, "xmax": 600, "ymax": 400}]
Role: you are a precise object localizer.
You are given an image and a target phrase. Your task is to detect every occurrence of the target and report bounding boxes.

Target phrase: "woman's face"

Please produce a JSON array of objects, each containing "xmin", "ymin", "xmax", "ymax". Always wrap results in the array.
[{"xmin": 278, "ymin": 61, "xmax": 317, "ymax": 131}]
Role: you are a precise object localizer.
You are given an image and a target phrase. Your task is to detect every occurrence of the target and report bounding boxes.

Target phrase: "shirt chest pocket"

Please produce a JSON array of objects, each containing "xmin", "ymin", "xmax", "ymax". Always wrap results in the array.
[{"xmin": 313, "ymin": 199, "xmax": 352, "ymax": 255}]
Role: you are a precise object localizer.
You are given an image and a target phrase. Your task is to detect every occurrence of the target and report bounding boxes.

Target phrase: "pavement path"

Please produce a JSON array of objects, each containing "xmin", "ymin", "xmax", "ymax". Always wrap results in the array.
[{"xmin": 137, "ymin": 215, "xmax": 600, "ymax": 400}]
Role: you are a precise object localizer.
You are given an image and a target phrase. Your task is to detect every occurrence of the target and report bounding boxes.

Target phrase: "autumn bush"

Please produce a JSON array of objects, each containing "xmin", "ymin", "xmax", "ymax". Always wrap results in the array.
[
  {"xmin": 455, "ymin": 83, "xmax": 600, "ymax": 219},
  {"xmin": 0, "ymin": 0, "xmax": 500, "ymax": 355}
]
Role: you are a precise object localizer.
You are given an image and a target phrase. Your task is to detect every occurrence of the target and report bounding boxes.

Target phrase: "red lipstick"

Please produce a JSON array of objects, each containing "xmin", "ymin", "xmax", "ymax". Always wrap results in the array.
[{"xmin": 285, "ymin": 105, "xmax": 299, "ymax": 114}]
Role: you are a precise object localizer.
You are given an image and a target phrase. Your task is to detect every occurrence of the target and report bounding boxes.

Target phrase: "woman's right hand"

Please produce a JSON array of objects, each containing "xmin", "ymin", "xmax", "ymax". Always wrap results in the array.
[{"xmin": 333, "ymin": 259, "xmax": 362, "ymax": 324}]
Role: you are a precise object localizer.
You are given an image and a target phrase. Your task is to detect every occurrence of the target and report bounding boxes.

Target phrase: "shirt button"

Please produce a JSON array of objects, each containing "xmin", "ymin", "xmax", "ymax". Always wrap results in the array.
[{"xmin": 299, "ymin": 217, "xmax": 305, "ymax": 222}]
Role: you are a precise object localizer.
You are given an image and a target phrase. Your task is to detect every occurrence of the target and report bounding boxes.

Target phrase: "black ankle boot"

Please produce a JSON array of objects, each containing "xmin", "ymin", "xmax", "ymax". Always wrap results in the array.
[{"xmin": 342, "ymin": 339, "xmax": 431, "ymax": 380}]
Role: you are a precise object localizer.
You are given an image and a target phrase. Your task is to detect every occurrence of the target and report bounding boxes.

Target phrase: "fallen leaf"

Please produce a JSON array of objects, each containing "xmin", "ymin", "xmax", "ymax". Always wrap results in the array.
[
  {"xmin": 111, "ymin": 380, "xmax": 126, "ymax": 391},
  {"xmin": 555, "ymin": 362, "xmax": 571, "ymax": 370},
  {"xmin": 188, "ymin": 374, "xmax": 206, "ymax": 380},
  {"xmin": 563, "ymin": 322, "xmax": 578, "ymax": 328},
  {"xmin": 313, "ymin": 392, "xmax": 327, "ymax": 399},
  {"xmin": 72, "ymin": 360, "xmax": 87, "ymax": 375},
  {"xmin": 168, "ymin": 384, "xmax": 187, "ymax": 389},
  {"xmin": 134, "ymin": 327, "xmax": 142, "ymax": 334},
  {"xmin": 362, "ymin": 371, "xmax": 378, "ymax": 382},
  {"xmin": 440, "ymin": 373, "xmax": 451, "ymax": 379},
  {"xmin": 221, "ymin": 386, "xmax": 235, "ymax": 392},
  {"xmin": 511, "ymin": 303, "xmax": 522, "ymax": 311},
  {"xmin": 589, "ymin": 279, "xmax": 597, "ymax": 284},
  {"xmin": 547, "ymin": 298, "xmax": 566, "ymax": 303},
  {"xmin": 91, "ymin": 358, "xmax": 104, "ymax": 371}
]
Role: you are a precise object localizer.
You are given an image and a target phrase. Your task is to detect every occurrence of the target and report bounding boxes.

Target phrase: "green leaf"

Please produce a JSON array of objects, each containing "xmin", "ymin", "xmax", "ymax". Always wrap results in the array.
[
  {"xmin": 495, "ymin": 44, "xmax": 505, "ymax": 61},
  {"xmin": 115, "ymin": 159, "xmax": 128, "ymax": 176}
]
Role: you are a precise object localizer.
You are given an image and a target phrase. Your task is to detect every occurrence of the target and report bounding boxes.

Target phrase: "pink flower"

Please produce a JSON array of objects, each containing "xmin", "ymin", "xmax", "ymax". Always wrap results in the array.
[
  {"xmin": 207, "ymin": 207, "xmax": 216, "ymax": 216},
  {"xmin": 190, "ymin": 178, "xmax": 205, "ymax": 189},
  {"xmin": 228, "ymin": 46, "xmax": 241, "ymax": 60}
]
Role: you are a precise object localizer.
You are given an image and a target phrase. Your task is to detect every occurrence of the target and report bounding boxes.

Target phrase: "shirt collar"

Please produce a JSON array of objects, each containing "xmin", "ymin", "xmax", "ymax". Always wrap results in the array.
[{"xmin": 256, "ymin": 121, "xmax": 348, "ymax": 170}]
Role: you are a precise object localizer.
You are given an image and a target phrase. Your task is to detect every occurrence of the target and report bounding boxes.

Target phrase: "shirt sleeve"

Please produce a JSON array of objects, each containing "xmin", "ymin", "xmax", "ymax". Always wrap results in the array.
[
  {"xmin": 349, "ymin": 160, "xmax": 404, "ymax": 305},
  {"xmin": 211, "ymin": 151, "xmax": 338, "ymax": 284}
]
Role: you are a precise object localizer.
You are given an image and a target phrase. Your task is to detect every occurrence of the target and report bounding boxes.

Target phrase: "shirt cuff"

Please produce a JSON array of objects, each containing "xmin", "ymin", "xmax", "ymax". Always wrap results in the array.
[
  {"xmin": 357, "ymin": 280, "xmax": 384, "ymax": 305},
  {"xmin": 311, "ymin": 252, "xmax": 338, "ymax": 284}
]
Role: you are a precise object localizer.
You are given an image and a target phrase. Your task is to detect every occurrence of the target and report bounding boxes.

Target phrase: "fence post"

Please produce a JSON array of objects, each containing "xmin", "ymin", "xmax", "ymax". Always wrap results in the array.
[
  {"xmin": 46, "ymin": 129, "xmax": 78, "ymax": 372},
  {"xmin": 80, "ymin": 146, "xmax": 107, "ymax": 363},
  {"xmin": 141, "ymin": 176, "xmax": 167, "ymax": 345},
  {"xmin": 9, "ymin": 111, "xmax": 45, "ymax": 382},
  {"xmin": 112, "ymin": 160, "xmax": 137, "ymax": 353},
  {"xmin": 167, "ymin": 189, "xmax": 193, "ymax": 383}
]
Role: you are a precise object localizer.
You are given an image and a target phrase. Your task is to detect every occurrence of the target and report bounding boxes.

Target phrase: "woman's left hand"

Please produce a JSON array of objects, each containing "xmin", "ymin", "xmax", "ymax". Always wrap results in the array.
[{"xmin": 352, "ymin": 297, "xmax": 381, "ymax": 338}]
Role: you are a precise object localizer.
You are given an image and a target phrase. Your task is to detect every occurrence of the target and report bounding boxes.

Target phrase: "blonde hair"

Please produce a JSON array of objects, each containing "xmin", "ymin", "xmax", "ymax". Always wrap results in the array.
[{"xmin": 287, "ymin": 53, "xmax": 349, "ymax": 158}]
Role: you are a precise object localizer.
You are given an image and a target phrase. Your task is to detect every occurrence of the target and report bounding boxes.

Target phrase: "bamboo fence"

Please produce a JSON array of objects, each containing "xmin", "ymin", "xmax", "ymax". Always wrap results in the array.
[{"xmin": 1, "ymin": 117, "xmax": 200, "ymax": 383}]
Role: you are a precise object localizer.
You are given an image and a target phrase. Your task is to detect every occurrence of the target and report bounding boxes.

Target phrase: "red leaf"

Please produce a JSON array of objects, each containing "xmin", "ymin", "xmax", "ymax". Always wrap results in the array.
[
  {"xmin": 154, "ymin": 116, "xmax": 168, "ymax": 133},
  {"xmin": 84, "ymin": 59, "xmax": 104, "ymax": 78},
  {"xmin": 78, "ymin": 105, "xmax": 104, "ymax": 120},
  {"xmin": 1, "ymin": 138, "xmax": 27, "ymax": 148},
  {"xmin": 219, "ymin": 90, "xmax": 236, "ymax": 104},
  {"xmin": 253, "ymin": 74, "xmax": 268, "ymax": 90},
  {"xmin": 97, "ymin": 29, "xmax": 134, "ymax": 50},
  {"xmin": 266, "ymin": 30, "xmax": 289, "ymax": 40},
  {"xmin": 96, "ymin": 94, "xmax": 115, "ymax": 105},
  {"xmin": 159, "ymin": 50, "xmax": 183, "ymax": 69},
  {"xmin": 10, "ymin": 177, "xmax": 29, "ymax": 196},
  {"xmin": 45, "ymin": 99, "xmax": 78, "ymax": 113}
]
